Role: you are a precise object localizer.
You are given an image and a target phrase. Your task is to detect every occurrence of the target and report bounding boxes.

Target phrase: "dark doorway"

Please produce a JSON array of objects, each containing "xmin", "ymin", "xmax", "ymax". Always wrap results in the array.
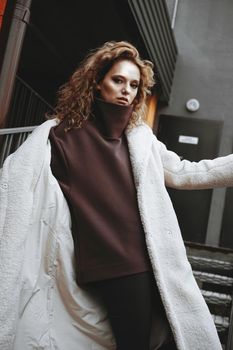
[
  {"xmin": 220, "ymin": 144, "xmax": 233, "ymax": 249},
  {"xmin": 157, "ymin": 115, "xmax": 223, "ymax": 243}
]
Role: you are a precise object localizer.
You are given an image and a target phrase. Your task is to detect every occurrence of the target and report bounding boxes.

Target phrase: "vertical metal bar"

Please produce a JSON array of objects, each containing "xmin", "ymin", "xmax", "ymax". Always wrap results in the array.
[
  {"xmin": 1, "ymin": 134, "xmax": 11, "ymax": 163},
  {"xmin": 0, "ymin": 0, "xmax": 32, "ymax": 128},
  {"xmin": 22, "ymin": 131, "xmax": 29, "ymax": 142},
  {"xmin": 0, "ymin": 134, "xmax": 8, "ymax": 167},
  {"xmin": 5, "ymin": 133, "xmax": 14, "ymax": 158},
  {"xmin": 15, "ymin": 132, "xmax": 23, "ymax": 149},
  {"xmin": 27, "ymin": 90, "xmax": 34, "ymax": 125}
]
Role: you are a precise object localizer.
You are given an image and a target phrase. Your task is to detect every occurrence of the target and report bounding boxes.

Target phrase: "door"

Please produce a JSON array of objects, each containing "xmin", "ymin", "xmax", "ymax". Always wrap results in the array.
[
  {"xmin": 157, "ymin": 115, "xmax": 222, "ymax": 243},
  {"xmin": 220, "ymin": 142, "xmax": 233, "ymax": 249}
]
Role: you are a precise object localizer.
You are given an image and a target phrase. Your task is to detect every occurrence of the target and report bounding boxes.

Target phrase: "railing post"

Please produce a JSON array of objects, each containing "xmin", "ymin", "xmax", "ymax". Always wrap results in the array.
[{"xmin": 0, "ymin": 0, "xmax": 32, "ymax": 128}]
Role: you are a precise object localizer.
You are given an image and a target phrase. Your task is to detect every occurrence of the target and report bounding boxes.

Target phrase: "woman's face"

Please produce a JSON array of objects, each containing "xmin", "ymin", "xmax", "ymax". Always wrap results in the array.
[{"xmin": 97, "ymin": 59, "xmax": 140, "ymax": 106}]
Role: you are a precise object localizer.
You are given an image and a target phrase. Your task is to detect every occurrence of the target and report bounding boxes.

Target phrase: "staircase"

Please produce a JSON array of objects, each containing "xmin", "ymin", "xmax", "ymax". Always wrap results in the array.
[{"xmin": 185, "ymin": 241, "xmax": 233, "ymax": 350}]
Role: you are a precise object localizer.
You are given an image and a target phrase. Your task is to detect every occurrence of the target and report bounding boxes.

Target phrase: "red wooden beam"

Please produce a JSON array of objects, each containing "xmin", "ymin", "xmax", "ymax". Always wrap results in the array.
[{"xmin": 0, "ymin": 0, "xmax": 8, "ymax": 29}]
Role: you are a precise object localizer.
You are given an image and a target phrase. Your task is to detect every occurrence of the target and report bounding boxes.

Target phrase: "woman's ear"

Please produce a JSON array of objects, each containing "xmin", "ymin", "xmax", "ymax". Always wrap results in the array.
[
  {"xmin": 96, "ymin": 83, "xmax": 101, "ymax": 91},
  {"xmin": 94, "ymin": 84, "xmax": 101, "ymax": 98}
]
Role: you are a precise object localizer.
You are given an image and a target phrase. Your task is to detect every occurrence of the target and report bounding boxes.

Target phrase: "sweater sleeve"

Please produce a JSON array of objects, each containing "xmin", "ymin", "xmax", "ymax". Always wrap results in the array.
[{"xmin": 155, "ymin": 137, "xmax": 233, "ymax": 190}]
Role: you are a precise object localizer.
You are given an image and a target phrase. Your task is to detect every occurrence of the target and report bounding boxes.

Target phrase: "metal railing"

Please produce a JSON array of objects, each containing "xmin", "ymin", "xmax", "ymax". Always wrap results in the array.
[
  {"xmin": 6, "ymin": 75, "xmax": 54, "ymax": 128},
  {"xmin": 0, "ymin": 74, "xmax": 54, "ymax": 167},
  {"xmin": 0, "ymin": 125, "xmax": 36, "ymax": 167}
]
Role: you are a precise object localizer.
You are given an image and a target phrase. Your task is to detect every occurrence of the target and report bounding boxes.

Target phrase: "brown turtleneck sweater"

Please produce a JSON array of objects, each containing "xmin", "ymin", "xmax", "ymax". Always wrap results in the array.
[{"xmin": 49, "ymin": 99, "xmax": 151, "ymax": 285}]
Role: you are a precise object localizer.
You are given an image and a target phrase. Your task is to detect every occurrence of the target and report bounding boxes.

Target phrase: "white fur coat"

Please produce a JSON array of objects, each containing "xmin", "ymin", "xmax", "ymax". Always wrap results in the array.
[{"xmin": 1, "ymin": 119, "xmax": 233, "ymax": 349}]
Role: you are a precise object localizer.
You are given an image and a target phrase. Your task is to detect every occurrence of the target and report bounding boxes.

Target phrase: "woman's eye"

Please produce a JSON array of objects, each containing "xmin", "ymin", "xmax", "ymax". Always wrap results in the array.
[
  {"xmin": 113, "ymin": 77, "xmax": 123, "ymax": 84},
  {"xmin": 131, "ymin": 84, "xmax": 138, "ymax": 89}
]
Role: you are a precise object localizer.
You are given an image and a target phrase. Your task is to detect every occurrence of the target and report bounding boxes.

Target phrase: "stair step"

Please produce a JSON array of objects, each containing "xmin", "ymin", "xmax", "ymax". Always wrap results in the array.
[
  {"xmin": 201, "ymin": 290, "xmax": 231, "ymax": 316},
  {"xmin": 193, "ymin": 271, "xmax": 233, "ymax": 287},
  {"xmin": 212, "ymin": 314, "xmax": 229, "ymax": 333},
  {"xmin": 184, "ymin": 244, "xmax": 233, "ymax": 348},
  {"xmin": 212, "ymin": 314, "xmax": 229, "ymax": 346},
  {"xmin": 188, "ymin": 255, "xmax": 233, "ymax": 276},
  {"xmin": 201, "ymin": 290, "xmax": 231, "ymax": 305},
  {"xmin": 185, "ymin": 241, "xmax": 233, "ymax": 261}
]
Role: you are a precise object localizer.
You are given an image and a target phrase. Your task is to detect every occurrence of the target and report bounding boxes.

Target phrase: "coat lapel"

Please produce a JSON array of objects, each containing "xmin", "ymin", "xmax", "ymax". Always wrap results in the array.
[{"xmin": 125, "ymin": 123, "xmax": 153, "ymax": 187}]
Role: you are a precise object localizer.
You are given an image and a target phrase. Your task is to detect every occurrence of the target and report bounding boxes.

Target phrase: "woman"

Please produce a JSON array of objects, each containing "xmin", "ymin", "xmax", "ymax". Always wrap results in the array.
[
  {"xmin": 49, "ymin": 41, "xmax": 174, "ymax": 350},
  {"xmin": 0, "ymin": 41, "xmax": 230, "ymax": 350}
]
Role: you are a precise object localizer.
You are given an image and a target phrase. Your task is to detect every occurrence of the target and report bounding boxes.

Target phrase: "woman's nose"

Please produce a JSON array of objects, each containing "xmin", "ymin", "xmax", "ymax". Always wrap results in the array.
[{"xmin": 122, "ymin": 85, "xmax": 130, "ymax": 94}]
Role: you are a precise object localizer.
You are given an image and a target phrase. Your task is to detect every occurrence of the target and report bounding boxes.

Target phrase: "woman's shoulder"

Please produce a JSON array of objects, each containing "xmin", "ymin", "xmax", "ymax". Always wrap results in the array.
[
  {"xmin": 126, "ymin": 121, "xmax": 153, "ymax": 137},
  {"xmin": 36, "ymin": 118, "xmax": 59, "ymax": 132},
  {"xmin": 16, "ymin": 118, "xmax": 59, "ymax": 156}
]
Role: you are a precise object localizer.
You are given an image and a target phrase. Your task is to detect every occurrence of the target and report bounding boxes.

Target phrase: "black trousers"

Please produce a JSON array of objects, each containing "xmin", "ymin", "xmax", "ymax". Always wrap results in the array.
[{"xmin": 91, "ymin": 272, "xmax": 177, "ymax": 350}]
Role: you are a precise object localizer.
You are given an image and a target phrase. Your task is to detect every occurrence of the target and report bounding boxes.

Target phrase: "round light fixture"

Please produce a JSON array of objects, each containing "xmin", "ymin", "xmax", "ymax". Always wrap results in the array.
[{"xmin": 186, "ymin": 98, "xmax": 200, "ymax": 112}]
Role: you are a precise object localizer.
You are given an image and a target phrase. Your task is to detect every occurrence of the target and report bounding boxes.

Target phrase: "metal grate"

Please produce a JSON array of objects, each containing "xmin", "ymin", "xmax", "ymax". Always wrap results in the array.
[
  {"xmin": 6, "ymin": 75, "xmax": 54, "ymax": 128},
  {"xmin": 128, "ymin": 0, "xmax": 178, "ymax": 102}
]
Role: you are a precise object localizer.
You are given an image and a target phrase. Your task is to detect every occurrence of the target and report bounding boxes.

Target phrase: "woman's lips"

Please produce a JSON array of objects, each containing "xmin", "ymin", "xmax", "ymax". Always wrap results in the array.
[{"xmin": 117, "ymin": 97, "xmax": 129, "ymax": 104}]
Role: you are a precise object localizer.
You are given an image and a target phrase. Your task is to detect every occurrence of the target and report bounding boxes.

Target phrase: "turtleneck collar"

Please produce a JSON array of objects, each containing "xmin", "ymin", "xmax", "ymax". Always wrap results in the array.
[{"xmin": 93, "ymin": 98, "xmax": 133, "ymax": 139}]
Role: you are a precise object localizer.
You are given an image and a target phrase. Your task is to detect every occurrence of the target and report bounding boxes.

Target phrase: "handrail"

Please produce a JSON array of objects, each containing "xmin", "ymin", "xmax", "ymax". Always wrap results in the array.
[{"xmin": 0, "ymin": 125, "xmax": 36, "ymax": 135}]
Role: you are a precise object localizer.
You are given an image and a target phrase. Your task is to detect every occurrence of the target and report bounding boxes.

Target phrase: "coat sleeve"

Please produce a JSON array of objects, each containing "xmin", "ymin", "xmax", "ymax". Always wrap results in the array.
[{"xmin": 155, "ymin": 137, "xmax": 233, "ymax": 189}]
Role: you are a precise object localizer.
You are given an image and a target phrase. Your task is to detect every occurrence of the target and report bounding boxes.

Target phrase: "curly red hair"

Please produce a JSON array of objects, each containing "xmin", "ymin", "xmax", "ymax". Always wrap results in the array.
[{"xmin": 50, "ymin": 41, "xmax": 155, "ymax": 130}]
